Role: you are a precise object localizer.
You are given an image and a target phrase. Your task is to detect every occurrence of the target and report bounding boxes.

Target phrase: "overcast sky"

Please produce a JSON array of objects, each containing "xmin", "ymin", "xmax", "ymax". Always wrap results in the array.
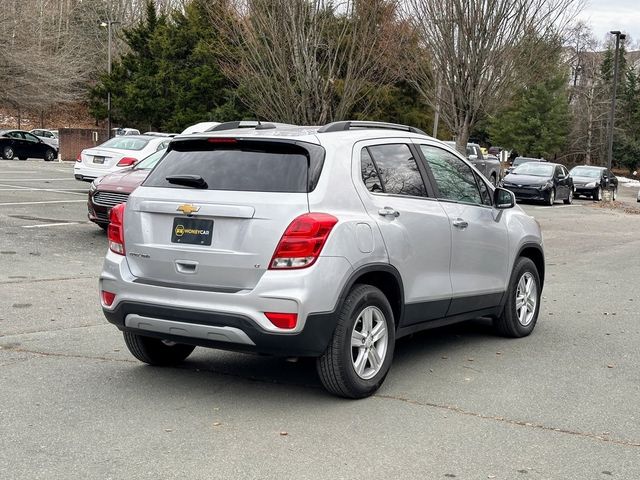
[{"xmin": 579, "ymin": 0, "xmax": 640, "ymax": 48}]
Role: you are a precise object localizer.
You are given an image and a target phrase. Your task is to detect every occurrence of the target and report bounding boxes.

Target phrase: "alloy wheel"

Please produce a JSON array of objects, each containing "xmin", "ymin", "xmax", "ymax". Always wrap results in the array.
[
  {"xmin": 351, "ymin": 306, "xmax": 388, "ymax": 380},
  {"xmin": 515, "ymin": 272, "xmax": 537, "ymax": 327}
]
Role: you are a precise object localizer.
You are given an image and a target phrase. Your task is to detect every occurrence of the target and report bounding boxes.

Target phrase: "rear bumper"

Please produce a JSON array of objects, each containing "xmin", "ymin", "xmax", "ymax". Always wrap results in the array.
[
  {"xmin": 103, "ymin": 301, "xmax": 339, "ymax": 356},
  {"xmin": 74, "ymin": 163, "xmax": 118, "ymax": 181},
  {"xmin": 100, "ymin": 251, "xmax": 353, "ymax": 356}
]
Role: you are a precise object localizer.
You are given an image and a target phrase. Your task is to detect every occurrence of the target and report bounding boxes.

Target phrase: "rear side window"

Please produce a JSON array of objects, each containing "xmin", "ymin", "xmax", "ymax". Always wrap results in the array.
[
  {"xmin": 361, "ymin": 144, "xmax": 427, "ymax": 197},
  {"xmin": 144, "ymin": 139, "xmax": 324, "ymax": 193}
]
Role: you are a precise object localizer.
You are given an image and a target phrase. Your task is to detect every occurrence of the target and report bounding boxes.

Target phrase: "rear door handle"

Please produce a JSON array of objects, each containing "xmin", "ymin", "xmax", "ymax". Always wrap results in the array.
[
  {"xmin": 378, "ymin": 207, "xmax": 400, "ymax": 218},
  {"xmin": 452, "ymin": 218, "xmax": 468, "ymax": 229}
]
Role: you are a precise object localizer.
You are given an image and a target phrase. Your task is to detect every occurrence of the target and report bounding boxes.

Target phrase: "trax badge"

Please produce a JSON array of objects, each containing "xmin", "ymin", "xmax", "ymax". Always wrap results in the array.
[{"xmin": 177, "ymin": 204, "xmax": 199, "ymax": 215}]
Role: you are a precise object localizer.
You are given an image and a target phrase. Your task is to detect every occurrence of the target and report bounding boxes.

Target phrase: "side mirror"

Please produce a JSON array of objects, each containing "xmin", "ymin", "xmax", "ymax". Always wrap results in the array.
[
  {"xmin": 494, "ymin": 187, "xmax": 515, "ymax": 209},
  {"xmin": 468, "ymin": 154, "xmax": 478, "ymax": 161}
]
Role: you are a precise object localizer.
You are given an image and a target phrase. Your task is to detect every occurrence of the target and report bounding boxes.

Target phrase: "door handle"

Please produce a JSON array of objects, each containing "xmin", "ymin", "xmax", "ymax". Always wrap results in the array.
[
  {"xmin": 378, "ymin": 207, "xmax": 400, "ymax": 218},
  {"xmin": 452, "ymin": 218, "xmax": 468, "ymax": 229}
]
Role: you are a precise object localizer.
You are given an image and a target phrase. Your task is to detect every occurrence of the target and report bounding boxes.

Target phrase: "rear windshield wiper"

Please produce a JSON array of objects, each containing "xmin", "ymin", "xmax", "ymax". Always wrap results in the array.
[{"xmin": 166, "ymin": 175, "xmax": 208, "ymax": 189}]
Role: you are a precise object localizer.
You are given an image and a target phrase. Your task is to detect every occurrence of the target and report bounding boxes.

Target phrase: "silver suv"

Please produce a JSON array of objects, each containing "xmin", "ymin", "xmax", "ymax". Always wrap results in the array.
[{"xmin": 100, "ymin": 121, "xmax": 544, "ymax": 398}]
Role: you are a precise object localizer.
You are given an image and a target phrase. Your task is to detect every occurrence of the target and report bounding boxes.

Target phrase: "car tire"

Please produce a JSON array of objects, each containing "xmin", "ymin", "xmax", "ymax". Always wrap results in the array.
[
  {"xmin": 44, "ymin": 149, "xmax": 56, "ymax": 162},
  {"xmin": 594, "ymin": 186, "xmax": 602, "ymax": 201},
  {"xmin": 612, "ymin": 188, "xmax": 617, "ymax": 201},
  {"xmin": 547, "ymin": 189, "xmax": 555, "ymax": 206},
  {"xmin": 2, "ymin": 146, "xmax": 14, "ymax": 160},
  {"xmin": 563, "ymin": 188, "xmax": 573, "ymax": 205},
  {"xmin": 18, "ymin": 157, "xmax": 27, "ymax": 161},
  {"xmin": 317, "ymin": 284, "xmax": 395, "ymax": 398},
  {"xmin": 123, "ymin": 331, "xmax": 195, "ymax": 366},
  {"xmin": 493, "ymin": 257, "xmax": 541, "ymax": 338},
  {"xmin": 99, "ymin": 223, "xmax": 109, "ymax": 232}
]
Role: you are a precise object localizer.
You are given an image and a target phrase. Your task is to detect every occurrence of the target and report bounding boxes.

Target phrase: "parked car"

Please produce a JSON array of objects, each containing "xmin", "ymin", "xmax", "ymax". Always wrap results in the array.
[
  {"xmin": 502, "ymin": 162, "xmax": 573, "ymax": 206},
  {"xmin": 0, "ymin": 129, "xmax": 57, "ymax": 161},
  {"xmin": 143, "ymin": 132, "xmax": 177, "ymax": 137},
  {"xmin": 30, "ymin": 129, "xmax": 59, "ymax": 151},
  {"xmin": 112, "ymin": 128, "xmax": 141, "ymax": 136},
  {"xmin": 443, "ymin": 141, "xmax": 501, "ymax": 185},
  {"xmin": 569, "ymin": 166, "xmax": 618, "ymax": 201},
  {"xmin": 88, "ymin": 148, "xmax": 167, "ymax": 230},
  {"xmin": 505, "ymin": 156, "xmax": 546, "ymax": 175},
  {"xmin": 180, "ymin": 122, "xmax": 221, "ymax": 134},
  {"xmin": 74, "ymin": 135, "xmax": 171, "ymax": 182},
  {"xmin": 100, "ymin": 120, "xmax": 545, "ymax": 398}
]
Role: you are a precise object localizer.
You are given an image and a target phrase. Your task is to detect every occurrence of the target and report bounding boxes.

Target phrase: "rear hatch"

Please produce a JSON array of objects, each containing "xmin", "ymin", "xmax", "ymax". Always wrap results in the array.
[{"xmin": 123, "ymin": 137, "xmax": 324, "ymax": 291}]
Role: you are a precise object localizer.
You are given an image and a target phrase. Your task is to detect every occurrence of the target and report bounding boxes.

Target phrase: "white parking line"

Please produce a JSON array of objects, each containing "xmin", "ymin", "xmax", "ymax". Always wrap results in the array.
[
  {"xmin": 0, "ymin": 178, "xmax": 77, "ymax": 182},
  {"xmin": 22, "ymin": 222, "xmax": 79, "ymax": 229},
  {"xmin": 533, "ymin": 204, "xmax": 583, "ymax": 209},
  {"xmin": 0, "ymin": 183, "xmax": 87, "ymax": 196},
  {"xmin": 0, "ymin": 188, "xmax": 87, "ymax": 192},
  {"xmin": 0, "ymin": 200, "xmax": 86, "ymax": 206}
]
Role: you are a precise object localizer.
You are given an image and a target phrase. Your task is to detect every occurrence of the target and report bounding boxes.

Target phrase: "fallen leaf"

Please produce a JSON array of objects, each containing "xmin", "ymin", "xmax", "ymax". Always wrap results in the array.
[
  {"xmin": 279, "ymin": 431, "xmax": 288, "ymax": 436},
  {"xmin": 213, "ymin": 422, "xmax": 222, "ymax": 427},
  {"xmin": 607, "ymin": 364, "xmax": 615, "ymax": 369},
  {"xmin": 164, "ymin": 429, "xmax": 173, "ymax": 432}
]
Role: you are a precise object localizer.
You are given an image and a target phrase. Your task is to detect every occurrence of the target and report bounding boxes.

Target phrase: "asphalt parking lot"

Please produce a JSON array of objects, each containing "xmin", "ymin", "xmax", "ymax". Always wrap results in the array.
[{"xmin": 1, "ymin": 159, "xmax": 639, "ymax": 479}]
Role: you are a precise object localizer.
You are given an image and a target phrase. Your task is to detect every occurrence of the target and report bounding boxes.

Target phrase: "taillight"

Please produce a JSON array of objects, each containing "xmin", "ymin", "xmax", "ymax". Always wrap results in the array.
[
  {"xmin": 269, "ymin": 213, "xmax": 338, "ymax": 269},
  {"xmin": 76, "ymin": 152, "xmax": 82, "ymax": 162},
  {"xmin": 101, "ymin": 290, "xmax": 116, "ymax": 307},
  {"xmin": 117, "ymin": 157, "xmax": 137, "ymax": 167},
  {"xmin": 264, "ymin": 312, "xmax": 298, "ymax": 329},
  {"xmin": 108, "ymin": 203, "xmax": 126, "ymax": 255}
]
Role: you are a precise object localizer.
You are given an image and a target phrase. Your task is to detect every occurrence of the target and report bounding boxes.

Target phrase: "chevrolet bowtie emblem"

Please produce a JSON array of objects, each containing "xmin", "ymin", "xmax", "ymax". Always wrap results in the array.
[{"xmin": 177, "ymin": 204, "xmax": 200, "ymax": 215}]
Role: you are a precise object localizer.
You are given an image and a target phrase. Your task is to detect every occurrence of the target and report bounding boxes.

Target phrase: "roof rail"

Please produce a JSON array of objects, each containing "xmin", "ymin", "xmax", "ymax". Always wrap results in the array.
[
  {"xmin": 317, "ymin": 121, "xmax": 427, "ymax": 135},
  {"xmin": 207, "ymin": 121, "xmax": 276, "ymax": 132}
]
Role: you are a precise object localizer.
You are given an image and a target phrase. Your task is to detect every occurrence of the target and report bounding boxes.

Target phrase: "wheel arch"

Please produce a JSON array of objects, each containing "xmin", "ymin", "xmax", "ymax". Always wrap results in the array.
[
  {"xmin": 336, "ymin": 263, "xmax": 404, "ymax": 329},
  {"xmin": 516, "ymin": 243, "xmax": 545, "ymax": 289}
]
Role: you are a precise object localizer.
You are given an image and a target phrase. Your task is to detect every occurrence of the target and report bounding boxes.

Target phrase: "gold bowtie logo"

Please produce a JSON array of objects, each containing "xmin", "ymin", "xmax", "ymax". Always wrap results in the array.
[{"xmin": 177, "ymin": 204, "xmax": 199, "ymax": 215}]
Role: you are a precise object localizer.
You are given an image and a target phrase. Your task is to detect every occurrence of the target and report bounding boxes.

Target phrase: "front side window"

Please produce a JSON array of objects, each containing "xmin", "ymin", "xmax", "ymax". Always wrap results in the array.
[
  {"xmin": 24, "ymin": 133, "xmax": 39, "ymax": 142},
  {"xmin": 420, "ymin": 145, "xmax": 482, "ymax": 205},
  {"xmin": 474, "ymin": 172, "xmax": 492, "ymax": 206},
  {"xmin": 363, "ymin": 144, "xmax": 427, "ymax": 197}
]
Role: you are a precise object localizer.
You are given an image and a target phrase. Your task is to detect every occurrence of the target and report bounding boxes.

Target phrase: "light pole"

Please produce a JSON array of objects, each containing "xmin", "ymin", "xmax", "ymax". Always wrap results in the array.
[
  {"xmin": 606, "ymin": 30, "xmax": 626, "ymax": 171},
  {"xmin": 100, "ymin": 20, "xmax": 120, "ymax": 139}
]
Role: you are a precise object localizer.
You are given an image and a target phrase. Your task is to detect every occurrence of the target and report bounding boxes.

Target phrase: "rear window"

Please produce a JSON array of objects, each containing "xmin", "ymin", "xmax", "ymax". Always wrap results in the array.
[
  {"xmin": 101, "ymin": 137, "xmax": 149, "ymax": 150},
  {"xmin": 143, "ymin": 139, "xmax": 325, "ymax": 193}
]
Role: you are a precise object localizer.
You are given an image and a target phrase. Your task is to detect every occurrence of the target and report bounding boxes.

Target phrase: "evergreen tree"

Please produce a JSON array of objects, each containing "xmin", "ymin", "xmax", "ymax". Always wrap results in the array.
[
  {"xmin": 89, "ymin": 0, "xmax": 246, "ymax": 132},
  {"xmin": 489, "ymin": 70, "xmax": 570, "ymax": 158}
]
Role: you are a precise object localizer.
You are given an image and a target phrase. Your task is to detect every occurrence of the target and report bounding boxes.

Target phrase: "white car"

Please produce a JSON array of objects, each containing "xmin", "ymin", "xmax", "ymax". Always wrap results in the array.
[
  {"xmin": 112, "ymin": 127, "xmax": 141, "ymax": 136},
  {"xmin": 30, "ymin": 129, "xmax": 59, "ymax": 151},
  {"xmin": 180, "ymin": 122, "xmax": 220, "ymax": 134},
  {"xmin": 74, "ymin": 135, "xmax": 171, "ymax": 182}
]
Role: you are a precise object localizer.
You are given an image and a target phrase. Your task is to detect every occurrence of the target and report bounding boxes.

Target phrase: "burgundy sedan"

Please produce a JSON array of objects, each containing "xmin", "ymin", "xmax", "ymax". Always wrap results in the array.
[{"xmin": 88, "ymin": 149, "xmax": 166, "ymax": 229}]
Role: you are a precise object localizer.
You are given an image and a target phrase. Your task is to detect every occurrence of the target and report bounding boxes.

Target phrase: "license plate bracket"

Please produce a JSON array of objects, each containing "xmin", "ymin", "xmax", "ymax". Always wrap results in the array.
[
  {"xmin": 171, "ymin": 217, "xmax": 213, "ymax": 246},
  {"xmin": 93, "ymin": 156, "xmax": 105, "ymax": 164}
]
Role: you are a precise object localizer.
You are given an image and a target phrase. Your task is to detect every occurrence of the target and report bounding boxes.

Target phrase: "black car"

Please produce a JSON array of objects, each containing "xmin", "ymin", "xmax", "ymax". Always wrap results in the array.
[
  {"xmin": 501, "ymin": 162, "xmax": 574, "ymax": 206},
  {"xmin": 0, "ymin": 129, "xmax": 57, "ymax": 161},
  {"xmin": 569, "ymin": 166, "xmax": 618, "ymax": 201},
  {"xmin": 505, "ymin": 156, "xmax": 546, "ymax": 175}
]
